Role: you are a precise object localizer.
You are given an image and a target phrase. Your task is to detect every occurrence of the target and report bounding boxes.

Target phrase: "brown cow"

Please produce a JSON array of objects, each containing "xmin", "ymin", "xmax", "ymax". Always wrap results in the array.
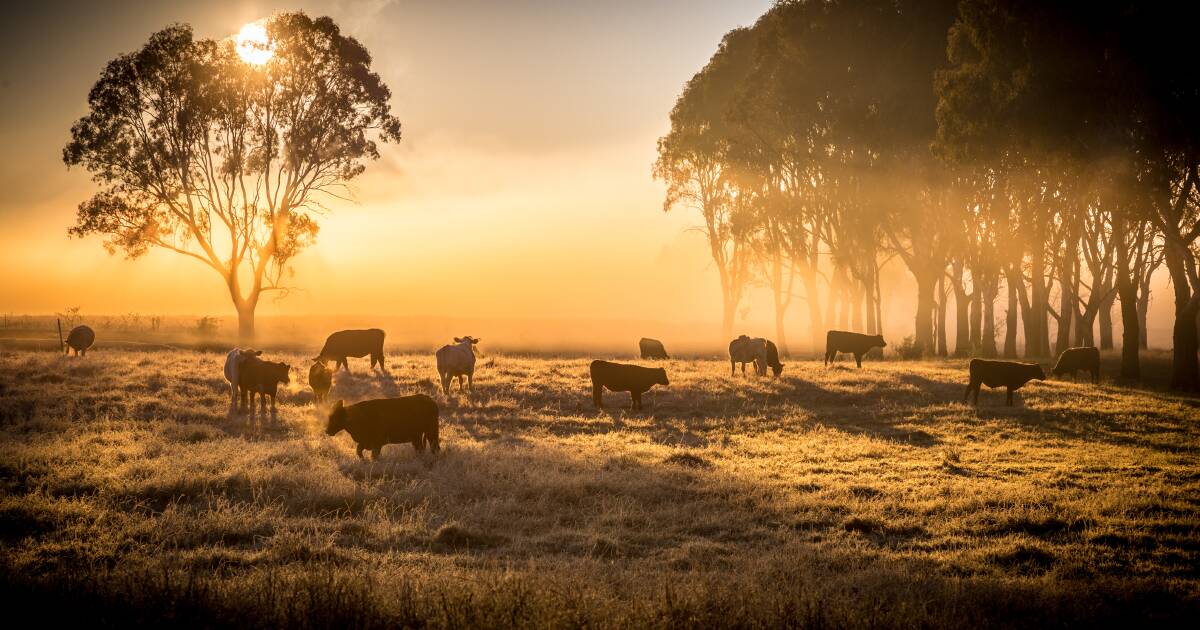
[
  {"xmin": 238, "ymin": 356, "xmax": 291, "ymax": 412},
  {"xmin": 590, "ymin": 360, "xmax": 668, "ymax": 410},
  {"xmin": 824, "ymin": 330, "xmax": 886, "ymax": 368},
  {"xmin": 964, "ymin": 359, "xmax": 1045, "ymax": 406},
  {"xmin": 314, "ymin": 329, "xmax": 386, "ymax": 372},
  {"xmin": 1051, "ymin": 346, "xmax": 1100, "ymax": 384},
  {"xmin": 325, "ymin": 396, "xmax": 440, "ymax": 460}
]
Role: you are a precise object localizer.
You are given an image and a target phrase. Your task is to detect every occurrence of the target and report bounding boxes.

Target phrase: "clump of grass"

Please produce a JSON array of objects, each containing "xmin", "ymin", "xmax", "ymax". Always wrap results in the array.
[{"xmin": 662, "ymin": 452, "xmax": 712, "ymax": 469}]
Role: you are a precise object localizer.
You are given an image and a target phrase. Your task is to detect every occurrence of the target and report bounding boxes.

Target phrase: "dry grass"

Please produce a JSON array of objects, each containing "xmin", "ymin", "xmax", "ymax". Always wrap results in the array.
[{"xmin": 1, "ymin": 348, "xmax": 1198, "ymax": 627}]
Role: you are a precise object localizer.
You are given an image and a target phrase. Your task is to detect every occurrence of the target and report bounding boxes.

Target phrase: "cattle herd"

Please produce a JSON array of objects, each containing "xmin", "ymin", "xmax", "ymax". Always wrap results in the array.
[{"xmin": 195, "ymin": 327, "xmax": 1110, "ymax": 460}]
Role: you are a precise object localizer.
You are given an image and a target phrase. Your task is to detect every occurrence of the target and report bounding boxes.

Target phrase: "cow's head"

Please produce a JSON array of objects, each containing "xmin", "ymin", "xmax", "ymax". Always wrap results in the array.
[
  {"xmin": 656, "ymin": 368, "xmax": 669, "ymax": 386},
  {"xmin": 271, "ymin": 362, "xmax": 292, "ymax": 385},
  {"xmin": 326, "ymin": 400, "xmax": 347, "ymax": 436},
  {"xmin": 874, "ymin": 335, "xmax": 887, "ymax": 348},
  {"xmin": 453, "ymin": 336, "xmax": 480, "ymax": 344},
  {"xmin": 771, "ymin": 363, "xmax": 783, "ymax": 377},
  {"xmin": 1029, "ymin": 363, "xmax": 1047, "ymax": 381}
]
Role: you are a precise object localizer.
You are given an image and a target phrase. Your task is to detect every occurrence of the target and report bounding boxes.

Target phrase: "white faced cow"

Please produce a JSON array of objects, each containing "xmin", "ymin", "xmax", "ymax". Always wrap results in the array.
[{"xmin": 435, "ymin": 336, "xmax": 479, "ymax": 394}]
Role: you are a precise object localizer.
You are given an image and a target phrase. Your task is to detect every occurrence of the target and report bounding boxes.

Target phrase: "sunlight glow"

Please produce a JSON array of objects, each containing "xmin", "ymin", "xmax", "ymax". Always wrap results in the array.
[{"xmin": 235, "ymin": 22, "xmax": 274, "ymax": 65}]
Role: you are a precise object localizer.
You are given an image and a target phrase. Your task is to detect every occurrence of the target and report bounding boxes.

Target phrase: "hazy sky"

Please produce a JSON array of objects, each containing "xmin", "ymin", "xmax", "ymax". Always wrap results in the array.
[{"xmin": 0, "ymin": 0, "xmax": 775, "ymax": 324}]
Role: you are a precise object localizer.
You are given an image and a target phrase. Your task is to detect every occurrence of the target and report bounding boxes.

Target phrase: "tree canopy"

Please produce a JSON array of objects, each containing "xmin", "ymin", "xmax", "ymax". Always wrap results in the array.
[{"xmin": 65, "ymin": 13, "xmax": 401, "ymax": 337}]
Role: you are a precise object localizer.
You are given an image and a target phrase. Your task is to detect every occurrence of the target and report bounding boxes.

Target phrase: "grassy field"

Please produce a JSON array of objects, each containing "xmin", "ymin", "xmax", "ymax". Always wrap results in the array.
[{"xmin": 1, "ymin": 348, "xmax": 1198, "ymax": 627}]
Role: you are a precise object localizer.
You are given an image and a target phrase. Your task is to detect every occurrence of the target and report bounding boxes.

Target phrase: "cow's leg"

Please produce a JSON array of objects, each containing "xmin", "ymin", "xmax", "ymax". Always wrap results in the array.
[
  {"xmin": 467, "ymin": 372, "xmax": 474, "ymax": 391},
  {"xmin": 730, "ymin": 360, "xmax": 735, "ymax": 377},
  {"xmin": 412, "ymin": 439, "xmax": 424, "ymax": 453},
  {"xmin": 963, "ymin": 382, "xmax": 971, "ymax": 404},
  {"xmin": 1092, "ymin": 368, "xmax": 1099, "ymax": 384},
  {"xmin": 592, "ymin": 381, "xmax": 603, "ymax": 408},
  {"xmin": 356, "ymin": 443, "xmax": 365, "ymax": 460},
  {"xmin": 371, "ymin": 446, "xmax": 382, "ymax": 461},
  {"xmin": 854, "ymin": 353, "xmax": 863, "ymax": 368},
  {"xmin": 631, "ymin": 391, "xmax": 641, "ymax": 410},
  {"xmin": 1006, "ymin": 388, "xmax": 1014, "ymax": 406}
]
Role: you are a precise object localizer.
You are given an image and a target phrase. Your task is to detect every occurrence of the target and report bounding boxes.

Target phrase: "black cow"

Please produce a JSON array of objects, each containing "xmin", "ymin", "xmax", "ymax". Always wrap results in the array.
[
  {"xmin": 590, "ymin": 360, "xmax": 668, "ymax": 410},
  {"xmin": 824, "ymin": 330, "xmax": 887, "ymax": 368},
  {"xmin": 639, "ymin": 337, "xmax": 670, "ymax": 360},
  {"xmin": 964, "ymin": 359, "xmax": 1046, "ymax": 406},
  {"xmin": 326, "ymin": 396, "xmax": 440, "ymax": 460},
  {"xmin": 238, "ymin": 356, "xmax": 291, "ymax": 412},
  {"xmin": 1051, "ymin": 346, "xmax": 1100, "ymax": 384},
  {"xmin": 314, "ymin": 329, "xmax": 386, "ymax": 372}
]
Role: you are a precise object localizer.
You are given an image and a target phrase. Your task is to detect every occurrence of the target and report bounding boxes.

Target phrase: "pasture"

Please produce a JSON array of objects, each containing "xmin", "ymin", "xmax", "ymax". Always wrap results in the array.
[{"xmin": 1, "ymin": 348, "xmax": 1198, "ymax": 627}]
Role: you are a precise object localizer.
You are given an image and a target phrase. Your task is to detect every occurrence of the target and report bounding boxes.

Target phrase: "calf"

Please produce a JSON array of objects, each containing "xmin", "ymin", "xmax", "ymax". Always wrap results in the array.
[
  {"xmin": 964, "ymin": 359, "xmax": 1046, "ymax": 406},
  {"xmin": 238, "ymin": 356, "xmax": 291, "ymax": 412},
  {"xmin": 824, "ymin": 330, "xmax": 887, "ymax": 368},
  {"xmin": 325, "ymin": 396, "xmax": 440, "ymax": 460},
  {"xmin": 1052, "ymin": 346, "xmax": 1100, "ymax": 384},
  {"xmin": 728, "ymin": 335, "xmax": 784, "ymax": 377},
  {"xmin": 639, "ymin": 337, "xmax": 670, "ymax": 360},
  {"xmin": 223, "ymin": 348, "xmax": 262, "ymax": 409},
  {"xmin": 435, "ymin": 336, "xmax": 479, "ymax": 394},
  {"xmin": 314, "ymin": 329, "xmax": 386, "ymax": 373},
  {"xmin": 309, "ymin": 360, "xmax": 333, "ymax": 404},
  {"xmin": 590, "ymin": 360, "xmax": 668, "ymax": 410}
]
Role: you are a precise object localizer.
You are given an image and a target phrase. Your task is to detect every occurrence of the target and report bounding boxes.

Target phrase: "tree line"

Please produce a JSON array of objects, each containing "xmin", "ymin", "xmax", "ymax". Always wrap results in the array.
[{"xmin": 654, "ymin": 0, "xmax": 1200, "ymax": 391}]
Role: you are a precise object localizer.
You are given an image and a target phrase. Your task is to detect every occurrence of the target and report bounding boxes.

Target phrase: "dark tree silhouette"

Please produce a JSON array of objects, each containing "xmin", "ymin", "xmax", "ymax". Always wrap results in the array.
[{"xmin": 64, "ymin": 13, "xmax": 401, "ymax": 339}]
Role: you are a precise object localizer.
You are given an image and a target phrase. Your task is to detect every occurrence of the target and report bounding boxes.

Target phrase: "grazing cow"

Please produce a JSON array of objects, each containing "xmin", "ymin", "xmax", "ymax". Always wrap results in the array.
[
  {"xmin": 639, "ymin": 337, "xmax": 670, "ymax": 360},
  {"xmin": 314, "ymin": 329, "xmax": 386, "ymax": 373},
  {"xmin": 964, "ymin": 359, "xmax": 1046, "ymax": 406},
  {"xmin": 238, "ymin": 356, "xmax": 291, "ymax": 412},
  {"xmin": 1052, "ymin": 346, "xmax": 1101, "ymax": 384},
  {"xmin": 824, "ymin": 330, "xmax": 887, "ymax": 368},
  {"xmin": 728, "ymin": 335, "xmax": 784, "ymax": 377},
  {"xmin": 325, "ymin": 396, "xmax": 440, "ymax": 460},
  {"xmin": 65, "ymin": 325, "xmax": 95, "ymax": 356},
  {"xmin": 590, "ymin": 360, "xmax": 668, "ymax": 410},
  {"xmin": 309, "ymin": 360, "xmax": 333, "ymax": 404},
  {"xmin": 223, "ymin": 348, "xmax": 262, "ymax": 409},
  {"xmin": 435, "ymin": 336, "xmax": 479, "ymax": 394}
]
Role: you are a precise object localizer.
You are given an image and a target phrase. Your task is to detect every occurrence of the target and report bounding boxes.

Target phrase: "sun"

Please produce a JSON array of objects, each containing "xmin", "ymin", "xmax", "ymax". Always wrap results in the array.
[{"xmin": 235, "ymin": 21, "xmax": 274, "ymax": 65}]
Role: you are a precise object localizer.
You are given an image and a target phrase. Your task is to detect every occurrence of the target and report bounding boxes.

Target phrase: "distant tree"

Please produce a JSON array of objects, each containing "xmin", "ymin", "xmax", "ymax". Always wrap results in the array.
[
  {"xmin": 654, "ymin": 28, "xmax": 759, "ymax": 340},
  {"xmin": 935, "ymin": 0, "xmax": 1200, "ymax": 389},
  {"xmin": 64, "ymin": 14, "xmax": 401, "ymax": 339}
]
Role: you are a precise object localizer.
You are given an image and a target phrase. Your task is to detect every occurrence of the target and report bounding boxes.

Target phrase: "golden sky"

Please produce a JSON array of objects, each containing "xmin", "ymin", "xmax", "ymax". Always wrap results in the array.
[{"xmin": 0, "ymin": 0, "xmax": 769, "ymax": 324}]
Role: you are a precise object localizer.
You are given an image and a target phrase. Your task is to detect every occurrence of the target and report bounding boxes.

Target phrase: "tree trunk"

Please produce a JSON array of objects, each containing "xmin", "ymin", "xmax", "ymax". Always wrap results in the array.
[
  {"xmin": 915, "ymin": 274, "xmax": 936, "ymax": 357},
  {"xmin": 936, "ymin": 275, "xmax": 949, "ymax": 357},
  {"xmin": 1137, "ymin": 277, "xmax": 1152, "ymax": 349},
  {"xmin": 851, "ymin": 279, "xmax": 864, "ymax": 333},
  {"xmin": 800, "ymin": 263, "xmax": 823, "ymax": 355},
  {"xmin": 969, "ymin": 285, "xmax": 982, "ymax": 353},
  {"xmin": 1055, "ymin": 272, "xmax": 1074, "ymax": 356},
  {"xmin": 952, "ymin": 263, "xmax": 971, "ymax": 357},
  {"xmin": 1004, "ymin": 274, "xmax": 1019, "ymax": 358},
  {"xmin": 236, "ymin": 301, "xmax": 256, "ymax": 342},
  {"xmin": 1116, "ymin": 241, "xmax": 1140, "ymax": 379},
  {"xmin": 1164, "ymin": 241, "xmax": 1200, "ymax": 391},
  {"xmin": 982, "ymin": 282, "xmax": 998, "ymax": 357},
  {"xmin": 1098, "ymin": 290, "xmax": 1115, "ymax": 350}
]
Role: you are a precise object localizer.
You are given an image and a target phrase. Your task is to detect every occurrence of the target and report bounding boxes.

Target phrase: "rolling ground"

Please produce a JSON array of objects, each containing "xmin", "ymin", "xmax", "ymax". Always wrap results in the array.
[{"xmin": 1, "ymin": 347, "xmax": 1198, "ymax": 627}]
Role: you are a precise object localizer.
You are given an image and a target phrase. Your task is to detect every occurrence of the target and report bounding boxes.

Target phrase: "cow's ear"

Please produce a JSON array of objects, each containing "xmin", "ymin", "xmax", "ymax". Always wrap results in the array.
[
  {"xmin": 472, "ymin": 337, "xmax": 480, "ymax": 344},
  {"xmin": 454, "ymin": 337, "xmax": 462, "ymax": 343}
]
